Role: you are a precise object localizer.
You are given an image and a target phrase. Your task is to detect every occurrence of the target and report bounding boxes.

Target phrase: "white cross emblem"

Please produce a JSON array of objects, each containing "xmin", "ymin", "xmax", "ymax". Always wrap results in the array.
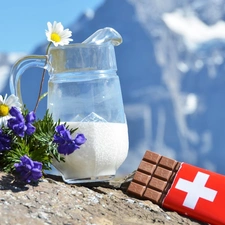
[{"xmin": 175, "ymin": 171, "xmax": 217, "ymax": 209}]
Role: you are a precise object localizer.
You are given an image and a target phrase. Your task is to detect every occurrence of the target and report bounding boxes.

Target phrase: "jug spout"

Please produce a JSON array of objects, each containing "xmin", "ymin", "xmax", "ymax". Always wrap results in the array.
[{"xmin": 82, "ymin": 27, "xmax": 122, "ymax": 46}]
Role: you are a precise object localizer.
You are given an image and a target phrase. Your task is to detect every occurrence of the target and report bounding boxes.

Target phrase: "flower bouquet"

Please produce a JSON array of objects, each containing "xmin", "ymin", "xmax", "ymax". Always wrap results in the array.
[{"xmin": 0, "ymin": 22, "xmax": 86, "ymax": 183}]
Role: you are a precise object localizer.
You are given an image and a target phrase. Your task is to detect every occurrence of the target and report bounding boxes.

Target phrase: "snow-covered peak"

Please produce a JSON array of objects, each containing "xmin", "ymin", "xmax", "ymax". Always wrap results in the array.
[
  {"xmin": 162, "ymin": 10, "xmax": 225, "ymax": 50},
  {"xmin": 0, "ymin": 52, "xmax": 25, "ymax": 92}
]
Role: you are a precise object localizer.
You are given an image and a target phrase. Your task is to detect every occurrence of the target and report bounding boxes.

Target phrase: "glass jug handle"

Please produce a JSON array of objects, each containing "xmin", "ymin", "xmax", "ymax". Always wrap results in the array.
[{"xmin": 9, "ymin": 55, "xmax": 48, "ymax": 106}]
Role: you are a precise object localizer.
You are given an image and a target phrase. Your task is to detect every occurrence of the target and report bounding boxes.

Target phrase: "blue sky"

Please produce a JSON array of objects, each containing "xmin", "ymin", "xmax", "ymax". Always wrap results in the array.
[{"xmin": 0, "ymin": 0, "xmax": 104, "ymax": 53}]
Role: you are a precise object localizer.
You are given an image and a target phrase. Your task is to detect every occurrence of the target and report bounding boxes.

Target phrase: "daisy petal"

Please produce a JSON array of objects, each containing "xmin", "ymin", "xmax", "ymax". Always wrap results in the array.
[
  {"xmin": 0, "ymin": 94, "xmax": 22, "ymax": 128},
  {"xmin": 46, "ymin": 21, "xmax": 73, "ymax": 47}
]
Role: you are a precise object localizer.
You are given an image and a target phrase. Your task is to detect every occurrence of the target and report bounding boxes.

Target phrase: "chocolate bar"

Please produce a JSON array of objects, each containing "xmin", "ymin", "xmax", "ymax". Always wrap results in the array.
[
  {"xmin": 127, "ymin": 150, "xmax": 225, "ymax": 225},
  {"xmin": 127, "ymin": 151, "xmax": 181, "ymax": 204}
]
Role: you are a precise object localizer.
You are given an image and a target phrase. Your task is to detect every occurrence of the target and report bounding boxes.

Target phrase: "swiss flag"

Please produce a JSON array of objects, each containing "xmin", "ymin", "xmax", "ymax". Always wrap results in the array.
[{"xmin": 163, "ymin": 163, "xmax": 225, "ymax": 225}]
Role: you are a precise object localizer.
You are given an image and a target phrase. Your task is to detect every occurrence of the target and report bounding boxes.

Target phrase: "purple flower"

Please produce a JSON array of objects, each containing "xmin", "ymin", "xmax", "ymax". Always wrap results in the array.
[
  {"xmin": 53, "ymin": 124, "xmax": 86, "ymax": 155},
  {"xmin": 7, "ymin": 107, "xmax": 25, "ymax": 137},
  {"xmin": 25, "ymin": 111, "xmax": 36, "ymax": 135},
  {"xmin": 14, "ymin": 155, "xmax": 42, "ymax": 183},
  {"xmin": 0, "ymin": 129, "xmax": 11, "ymax": 151},
  {"xmin": 74, "ymin": 133, "xmax": 87, "ymax": 146},
  {"xmin": 7, "ymin": 107, "xmax": 36, "ymax": 137}
]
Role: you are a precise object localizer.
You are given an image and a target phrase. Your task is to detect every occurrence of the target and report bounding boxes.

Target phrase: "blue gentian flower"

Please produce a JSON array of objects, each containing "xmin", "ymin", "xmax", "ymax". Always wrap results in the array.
[
  {"xmin": 74, "ymin": 133, "xmax": 87, "ymax": 146},
  {"xmin": 0, "ymin": 129, "xmax": 11, "ymax": 151},
  {"xmin": 53, "ymin": 124, "xmax": 86, "ymax": 155},
  {"xmin": 7, "ymin": 107, "xmax": 25, "ymax": 137},
  {"xmin": 7, "ymin": 107, "xmax": 36, "ymax": 137},
  {"xmin": 25, "ymin": 111, "xmax": 36, "ymax": 135},
  {"xmin": 14, "ymin": 155, "xmax": 42, "ymax": 183}
]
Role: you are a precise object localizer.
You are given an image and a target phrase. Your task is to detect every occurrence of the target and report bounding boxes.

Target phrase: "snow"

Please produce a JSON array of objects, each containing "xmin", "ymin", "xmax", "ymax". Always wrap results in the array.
[
  {"xmin": 0, "ymin": 53, "xmax": 25, "ymax": 92},
  {"xmin": 162, "ymin": 10, "xmax": 225, "ymax": 50},
  {"xmin": 84, "ymin": 9, "xmax": 95, "ymax": 20},
  {"xmin": 183, "ymin": 94, "xmax": 198, "ymax": 115},
  {"xmin": 0, "ymin": 66, "xmax": 10, "ymax": 91}
]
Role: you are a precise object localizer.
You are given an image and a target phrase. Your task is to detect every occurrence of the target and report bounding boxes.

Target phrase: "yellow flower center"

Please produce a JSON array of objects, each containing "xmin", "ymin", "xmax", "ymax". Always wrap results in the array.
[
  {"xmin": 51, "ymin": 33, "xmax": 61, "ymax": 42},
  {"xmin": 0, "ymin": 104, "xmax": 9, "ymax": 117}
]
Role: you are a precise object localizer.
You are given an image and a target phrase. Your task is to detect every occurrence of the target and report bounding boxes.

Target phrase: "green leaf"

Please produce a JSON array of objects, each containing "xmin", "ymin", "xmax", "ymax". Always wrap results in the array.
[
  {"xmin": 0, "ymin": 108, "xmax": 79, "ymax": 175},
  {"xmin": 1, "ymin": 141, "xmax": 30, "ymax": 172},
  {"xmin": 39, "ymin": 92, "xmax": 48, "ymax": 102}
]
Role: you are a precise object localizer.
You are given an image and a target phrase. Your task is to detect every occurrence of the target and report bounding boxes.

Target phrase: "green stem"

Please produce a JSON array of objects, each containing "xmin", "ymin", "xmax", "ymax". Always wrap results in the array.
[{"xmin": 33, "ymin": 42, "xmax": 52, "ymax": 113}]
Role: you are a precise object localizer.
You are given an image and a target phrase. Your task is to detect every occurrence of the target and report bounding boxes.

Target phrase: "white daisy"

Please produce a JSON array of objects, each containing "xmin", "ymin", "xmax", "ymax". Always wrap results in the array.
[
  {"xmin": 0, "ymin": 94, "xmax": 22, "ymax": 127},
  {"xmin": 45, "ymin": 21, "xmax": 73, "ymax": 47}
]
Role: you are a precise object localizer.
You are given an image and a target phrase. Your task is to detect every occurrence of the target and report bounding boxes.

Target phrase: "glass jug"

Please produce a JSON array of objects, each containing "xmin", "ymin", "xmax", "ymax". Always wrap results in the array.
[{"xmin": 10, "ymin": 27, "xmax": 129, "ymax": 183}]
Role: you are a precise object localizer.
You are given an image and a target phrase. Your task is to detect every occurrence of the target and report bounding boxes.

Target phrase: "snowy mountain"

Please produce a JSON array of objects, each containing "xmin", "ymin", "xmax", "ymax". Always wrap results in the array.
[
  {"xmin": 3, "ymin": 0, "xmax": 225, "ymax": 175},
  {"xmin": 0, "ymin": 53, "xmax": 25, "ymax": 93}
]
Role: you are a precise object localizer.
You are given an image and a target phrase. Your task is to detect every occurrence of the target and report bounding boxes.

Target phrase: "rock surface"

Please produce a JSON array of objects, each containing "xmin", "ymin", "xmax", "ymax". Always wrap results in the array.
[{"xmin": 0, "ymin": 172, "xmax": 205, "ymax": 225}]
